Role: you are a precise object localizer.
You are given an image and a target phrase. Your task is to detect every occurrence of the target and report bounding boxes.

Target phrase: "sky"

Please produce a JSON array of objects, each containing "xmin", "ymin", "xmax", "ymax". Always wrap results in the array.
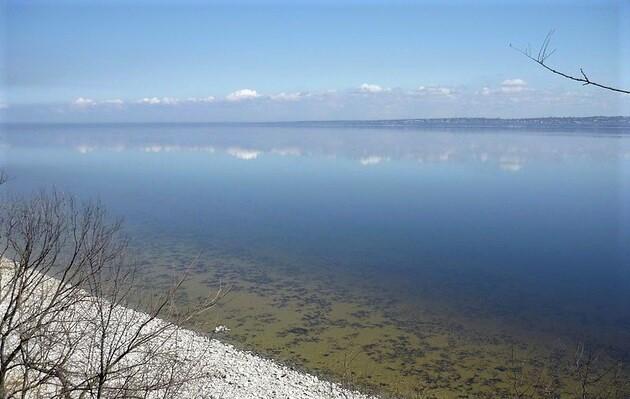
[{"xmin": 1, "ymin": 0, "xmax": 629, "ymax": 122}]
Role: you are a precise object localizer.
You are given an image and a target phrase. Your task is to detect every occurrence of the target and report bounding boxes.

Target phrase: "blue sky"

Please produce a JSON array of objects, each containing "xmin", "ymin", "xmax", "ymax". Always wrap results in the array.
[{"xmin": 1, "ymin": 0, "xmax": 629, "ymax": 122}]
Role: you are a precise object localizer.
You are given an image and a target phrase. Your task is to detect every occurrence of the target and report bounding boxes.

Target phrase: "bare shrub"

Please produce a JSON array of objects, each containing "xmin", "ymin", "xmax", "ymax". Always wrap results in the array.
[
  {"xmin": 0, "ymin": 191, "xmax": 226, "ymax": 398},
  {"xmin": 502, "ymin": 341, "xmax": 629, "ymax": 399}
]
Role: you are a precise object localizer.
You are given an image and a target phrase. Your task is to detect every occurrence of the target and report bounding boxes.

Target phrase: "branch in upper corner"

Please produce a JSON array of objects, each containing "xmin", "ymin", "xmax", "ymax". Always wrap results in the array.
[{"xmin": 510, "ymin": 30, "xmax": 630, "ymax": 95}]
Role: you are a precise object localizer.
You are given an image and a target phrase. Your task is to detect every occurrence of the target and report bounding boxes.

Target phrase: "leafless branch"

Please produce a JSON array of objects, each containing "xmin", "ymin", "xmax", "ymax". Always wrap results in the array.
[
  {"xmin": 0, "ymin": 190, "xmax": 228, "ymax": 399},
  {"xmin": 511, "ymin": 30, "xmax": 630, "ymax": 94}
]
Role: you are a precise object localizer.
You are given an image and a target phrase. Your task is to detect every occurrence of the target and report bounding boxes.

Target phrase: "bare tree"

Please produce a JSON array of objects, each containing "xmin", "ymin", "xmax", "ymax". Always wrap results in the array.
[
  {"xmin": 0, "ymin": 190, "xmax": 227, "ymax": 398},
  {"xmin": 499, "ymin": 341, "xmax": 629, "ymax": 399},
  {"xmin": 0, "ymin": 192, "xmax": 112, "ymax": 398},
  {"xmin": 569, "ymin": 343, "xmax": 629, "ymax": 399},
  {"xmin": 511, "ymin": 31, "xmax": 629, "ymax": 94}
]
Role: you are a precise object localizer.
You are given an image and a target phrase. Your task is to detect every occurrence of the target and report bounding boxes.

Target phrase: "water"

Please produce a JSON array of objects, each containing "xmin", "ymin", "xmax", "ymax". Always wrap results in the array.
[{"xmin": 2, "ymin": 124, "xmax": 630, "ymax": 397}]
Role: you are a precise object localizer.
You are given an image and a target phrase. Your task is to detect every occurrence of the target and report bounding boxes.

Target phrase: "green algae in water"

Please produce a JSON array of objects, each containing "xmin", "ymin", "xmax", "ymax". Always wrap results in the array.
[
  {"xmin": 6, "ymin": 125, "xmax": 630, "ymax": 398},
  {"xmin": 128, "ymin": 235, "xmax": 630, "ymax": 398}
]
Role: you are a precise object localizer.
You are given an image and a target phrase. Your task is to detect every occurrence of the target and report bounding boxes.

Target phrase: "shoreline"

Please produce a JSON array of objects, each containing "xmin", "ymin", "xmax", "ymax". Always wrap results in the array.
[
  {"xmin": 141, "ymin": 326, "xmax": 377, "ymax": 399},
  {"xmin": 0, "ymin": 262, "xmax": 376, "ymax": 399}
]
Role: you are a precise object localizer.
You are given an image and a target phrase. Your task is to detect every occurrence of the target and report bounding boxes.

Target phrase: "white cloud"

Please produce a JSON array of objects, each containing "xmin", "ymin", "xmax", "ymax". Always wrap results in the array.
[
  {"xmin": 502, "ymin": 78, "xmax": 527, "ymax": 87},
  {"xmin": 137, "ymin": 97, "xmax": 179, "ymax": 105},
  {"xmin": 72, "ymin": 97, "xmax": 124, "ymax": 109},
  {"xmin": 226, "ymin": 89, "xmax": 260, "ymax": 102},
  {"xmin": 479, "ymin": 79, "xmax": 529, "ymax": 96},
  {"xmin": 227, "ymin": 147, "xmax": 261, "ymax": 160},
  {"xmin": 56, "ymin": 77, "xmax": 618, "ymax": 120},
  {"xmin": 416, "ymin": 86, "xmax": 455, "ymax": 96},
  {"xmin": 270, "ymin": 92, "xmax": 306, "ymax": 101},
  {"xmin": 186, "ymin": 96, "xmax": 215, "ymax": 103},
  {"xmin": 102, "ymin": 99, "xmax": 124, "ymax": 105},
  {"xmin": 100, "ymin": 99, "xmax": 125, "ymax": 108},
  {"xmin": 73, "ymin": 97, "xmax": 96, "ymax": 108},
  {"xmin": 160, "ymin": 97, "xmax": 179, "ymax": 105},
  {"xmin": 359, "ymin": 83, "xmax": 385, "ymax": 93},
  {"xmin": 135, "ymin": 96, "xmax": 217, "ymax": 105},
  {"xmin": 137, "ymin": 97, "xmax": 162, "ymax": 105},
  {"xmin": 500, "ymin": 78, "xmax": 528, "ymax": 93}
]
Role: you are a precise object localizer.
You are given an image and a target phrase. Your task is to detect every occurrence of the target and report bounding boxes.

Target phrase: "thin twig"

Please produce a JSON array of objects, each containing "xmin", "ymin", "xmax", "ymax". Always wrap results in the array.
[{"xmin": 510, "ymin": 31, "xmax": 629, "ymax": 95}]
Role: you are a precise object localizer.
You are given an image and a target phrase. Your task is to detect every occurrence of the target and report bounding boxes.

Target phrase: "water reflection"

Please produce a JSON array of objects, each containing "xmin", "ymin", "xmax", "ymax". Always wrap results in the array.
[
  {"xmin": 1, "ymin": 124, "xmax": 629, "ymax": 396},
  {"xmin": 4, "ymin": 124, "xmax": 629, "ymax": 172},
  {"xmin": 227, "ymin": 147, "xmax": 261, "ymax": 160}
]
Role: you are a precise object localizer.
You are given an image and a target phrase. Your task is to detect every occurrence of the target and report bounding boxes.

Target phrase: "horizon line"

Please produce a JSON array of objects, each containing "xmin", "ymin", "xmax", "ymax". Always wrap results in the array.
[{"xmin": 2, "ymin": 115, "xmax": 629, "ymax": 127}]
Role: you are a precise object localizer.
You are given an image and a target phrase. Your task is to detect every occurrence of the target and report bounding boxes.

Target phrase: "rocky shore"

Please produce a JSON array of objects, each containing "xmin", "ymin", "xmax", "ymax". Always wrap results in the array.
[
  {"xmin": 0, "ymin": 262, "xmax": 375, "ymax": 399},
  {"xmin": 163, "ymin": 326, "xmax": 374, "ymax": 399}
]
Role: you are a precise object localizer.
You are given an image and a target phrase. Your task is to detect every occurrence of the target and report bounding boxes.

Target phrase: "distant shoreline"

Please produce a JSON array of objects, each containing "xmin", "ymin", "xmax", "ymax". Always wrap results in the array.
[{"xmin": 2, "ymin": 116, "xmax": 630, "ymax": 130}]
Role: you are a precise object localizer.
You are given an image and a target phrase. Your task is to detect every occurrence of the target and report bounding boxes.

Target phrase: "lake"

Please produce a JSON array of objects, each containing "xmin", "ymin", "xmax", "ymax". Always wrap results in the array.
[{"xmin": 1, "ymin": 123, "xmax": 629, "ymax": 397}]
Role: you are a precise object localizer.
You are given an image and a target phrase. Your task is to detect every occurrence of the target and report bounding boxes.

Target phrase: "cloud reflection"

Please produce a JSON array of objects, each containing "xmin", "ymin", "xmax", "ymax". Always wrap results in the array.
[
  {"xmin": 499, "ymin": 156, "xmax": 525, "ymax": 172},
  {"xmin": 360, "ymin": 156, "xmax": 388, "ymax": 166},
  {"xmin": 271, "ymin": 147, "xmax": 301, "ymax": 157},
  {"xmin": 227, "ymin": 147, "xmax": 261, "ymax": 160},
  {"xmin": 35, "ymin": 127, "xmax": 627, "ymax": 173},
  {"xmin": 75, "ymin": 145, "xmax": 96, "ymax": 154}
]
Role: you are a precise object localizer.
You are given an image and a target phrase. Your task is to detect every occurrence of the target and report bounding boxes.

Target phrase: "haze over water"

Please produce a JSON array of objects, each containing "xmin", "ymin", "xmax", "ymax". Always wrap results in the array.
[{"xmin": 2, "ymin": 123, "xmax": 630, "ymax": 396}]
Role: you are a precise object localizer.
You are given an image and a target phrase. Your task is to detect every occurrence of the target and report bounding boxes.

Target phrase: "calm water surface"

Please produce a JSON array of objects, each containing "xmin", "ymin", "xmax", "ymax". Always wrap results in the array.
[{"xmin": 2, "ymin": 124, "xmax": 630, "ymax": 397}]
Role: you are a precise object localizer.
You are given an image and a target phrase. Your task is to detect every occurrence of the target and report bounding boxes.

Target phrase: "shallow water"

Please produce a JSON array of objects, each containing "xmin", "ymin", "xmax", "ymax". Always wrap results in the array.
[{"xmin": 2, "ymin": 124, "xmax": 630, "ymax": 397}]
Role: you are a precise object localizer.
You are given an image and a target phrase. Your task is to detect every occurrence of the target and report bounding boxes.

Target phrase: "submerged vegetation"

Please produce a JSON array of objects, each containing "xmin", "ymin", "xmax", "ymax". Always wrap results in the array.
[
  {"xmin": 0, "ymin": 188, "xmax": 627, "ymax": 398},
  {"xmin": 2, "ymin": 127, "xmax": 629, "ymax": 398},
  {"xmin": 132, "ymin": 233, "xmax": 630, "ymax": 398}
]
